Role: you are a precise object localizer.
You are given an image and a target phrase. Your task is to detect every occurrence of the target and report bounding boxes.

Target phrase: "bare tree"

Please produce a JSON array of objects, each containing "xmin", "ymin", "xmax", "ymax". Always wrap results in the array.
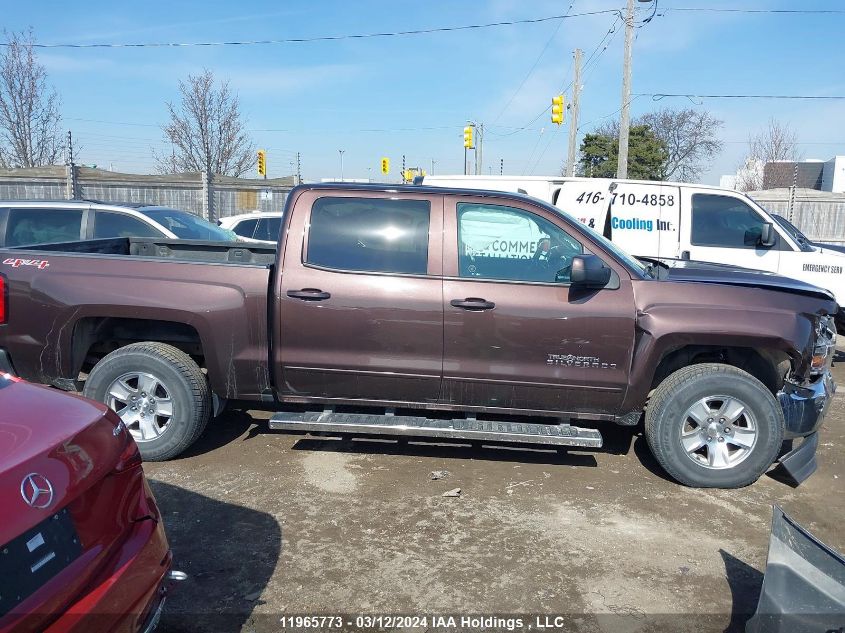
[
  {"xmin": 156, "ymin": 70, "xmax": 254, "ymax": 177},
  {"xmin": 736, "ymin": 119, "xmax": 801, "ymax": 191},
  {"xmin": 0, "ymin": 29, "xmax": 64, "ymax": 168},
  {"xmin": 638, "ymin": 108, "xmax": 722, "ymax": 182},
  {"xmin": 569, "ymin": 108, "xmax": 723, "ymax": 182}
]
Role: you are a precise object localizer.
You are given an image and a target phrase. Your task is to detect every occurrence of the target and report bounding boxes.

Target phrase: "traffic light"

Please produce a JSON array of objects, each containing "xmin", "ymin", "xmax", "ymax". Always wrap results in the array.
[
  {"xmin": 381, "ymin": 157, "xmax": 390, "ymax": 175},
  {"xmin": 463, "ymin": 125, "xmax": 474, "ymax": 149},
  {"xmin": 257, "ymin": 149, "xmax": 267, "ymax": 176},
  {"xmin": 551, "ymin": 95, "xmax": 564, "ymax": 125}
]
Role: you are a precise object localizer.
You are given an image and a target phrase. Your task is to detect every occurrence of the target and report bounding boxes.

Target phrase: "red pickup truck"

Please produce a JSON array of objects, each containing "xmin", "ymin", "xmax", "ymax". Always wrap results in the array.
[{"xmin": 0, "ymin": 184, "xmax": 837, "ymax": 488}]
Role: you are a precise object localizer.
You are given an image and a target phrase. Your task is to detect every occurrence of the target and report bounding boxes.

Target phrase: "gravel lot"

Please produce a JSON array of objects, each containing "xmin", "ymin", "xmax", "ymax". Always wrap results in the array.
[{"xmin": 146, "ymin": 360, "xmax": 845, "ymax": 633}]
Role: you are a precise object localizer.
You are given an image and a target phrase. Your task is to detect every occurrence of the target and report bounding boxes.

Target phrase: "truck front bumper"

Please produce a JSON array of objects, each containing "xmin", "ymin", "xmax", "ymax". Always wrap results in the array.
[
  {"xmin": 778, "ymin": 371, "xmax": 835, "ymax": 439},
  {"xmin": 773, "ymin": 371, "xmax": 835, "ymax": 484}
]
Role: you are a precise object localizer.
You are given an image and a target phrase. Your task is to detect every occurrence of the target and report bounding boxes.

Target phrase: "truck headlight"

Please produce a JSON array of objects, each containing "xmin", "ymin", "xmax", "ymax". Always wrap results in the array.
[{"xmin": 811, "ymin": 316, "xmax": 836, "ymax": 375}]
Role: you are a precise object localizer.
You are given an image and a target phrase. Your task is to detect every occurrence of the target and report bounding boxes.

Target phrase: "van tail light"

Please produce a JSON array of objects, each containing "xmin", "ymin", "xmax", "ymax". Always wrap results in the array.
[{"xmin": 0, "ymin": 273, "xmax": 6, "ymax": 325}]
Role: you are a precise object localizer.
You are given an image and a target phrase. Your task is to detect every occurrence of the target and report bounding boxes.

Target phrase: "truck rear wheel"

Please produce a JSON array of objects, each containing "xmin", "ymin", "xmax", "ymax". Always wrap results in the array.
[
  {"xmin": 83, "ymin": 342, "xmax": 211, "ymax": 461},
  {"xmin": 645, "ymin": 363, "xmax": 784, "ymax": 488}
]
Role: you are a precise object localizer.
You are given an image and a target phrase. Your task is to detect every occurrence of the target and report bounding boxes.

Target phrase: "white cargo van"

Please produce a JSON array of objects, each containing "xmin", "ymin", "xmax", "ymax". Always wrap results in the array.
[{"xmin": 423, "ymin": 175, "xmax": 845, "ymax": 329}]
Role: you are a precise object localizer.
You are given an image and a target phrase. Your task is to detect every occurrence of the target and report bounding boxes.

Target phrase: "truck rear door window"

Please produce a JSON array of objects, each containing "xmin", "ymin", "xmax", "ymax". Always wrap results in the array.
[
  {"xmin": 306, "ymin": 197, "xmax": 430, "ymax": 275},
  {"xmin": 691, "ymin": 194, "xmax": 769, "ymax": 248},
  {"xmin": 6, "ymin": 208, "xmax": 83, "ymax": 246},
  {"xmin": 457, "ymin": 202, "xmax": 582, "ymax": 283}
]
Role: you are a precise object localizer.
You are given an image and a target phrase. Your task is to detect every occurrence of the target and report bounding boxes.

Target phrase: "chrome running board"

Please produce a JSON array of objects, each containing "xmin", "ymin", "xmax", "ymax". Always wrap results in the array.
[{"xmin": 269, "ymin": 410, "xmax": 602, "ymax": 448}]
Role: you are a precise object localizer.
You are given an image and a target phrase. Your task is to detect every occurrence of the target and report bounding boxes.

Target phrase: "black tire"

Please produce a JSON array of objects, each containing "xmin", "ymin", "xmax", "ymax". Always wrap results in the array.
[
  {"xmin": 83, "ymin": 342, "xmax": 211, "ymax": 461},
  {"xmin": 645, "ymin": 363, "xmax": 784, "ymax": 488}
]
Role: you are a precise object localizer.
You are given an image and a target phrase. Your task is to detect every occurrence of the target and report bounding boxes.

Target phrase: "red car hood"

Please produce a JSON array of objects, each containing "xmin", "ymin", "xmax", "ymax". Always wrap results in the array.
[{"xmin": 0, "ymin": 379, "xmax": 123, "ymax": 544}]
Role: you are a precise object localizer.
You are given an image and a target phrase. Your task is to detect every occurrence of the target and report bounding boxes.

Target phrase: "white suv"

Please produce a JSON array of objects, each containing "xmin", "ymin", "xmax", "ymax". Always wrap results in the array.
[
  {"xmin": 218, "ymin": 212, "xmax": 283, "ymax": 244},
  {"xmin": 0, "ymin": 200, "xmax": 238, "ymax": 247}
]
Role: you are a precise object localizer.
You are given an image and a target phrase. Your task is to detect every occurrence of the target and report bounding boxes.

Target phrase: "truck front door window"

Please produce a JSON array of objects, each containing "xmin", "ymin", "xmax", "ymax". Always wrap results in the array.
[
  {"xmin": 691, "ymin": 195, "xmax": 770, "ymax": 249},
  {"xmin": 457, "ymin": 202, "xmax": 582, "ymax": 283},
  {"xmin": 306, "ymin": 197, "xmax": 430, "ymax": 275}
]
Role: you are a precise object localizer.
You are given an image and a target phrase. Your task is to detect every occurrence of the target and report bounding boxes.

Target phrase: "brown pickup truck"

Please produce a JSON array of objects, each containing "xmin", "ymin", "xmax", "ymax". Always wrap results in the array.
[{"xmin": 0, "ymin": 183, "xmax": 837, "ymax": 488}]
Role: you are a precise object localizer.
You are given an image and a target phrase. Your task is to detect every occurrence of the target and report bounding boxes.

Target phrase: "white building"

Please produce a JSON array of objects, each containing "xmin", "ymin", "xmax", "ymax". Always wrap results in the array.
[{"xmin": 822, "ymin": 156, "xmax": 845, "ymax": 193}]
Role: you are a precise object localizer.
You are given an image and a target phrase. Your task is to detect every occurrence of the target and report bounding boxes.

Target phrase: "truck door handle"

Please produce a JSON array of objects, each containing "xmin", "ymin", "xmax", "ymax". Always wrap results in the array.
[
  {"xmin": 287, "ymin": 288, "xmax": 331, "ymax": 301},
  {"xmin": 450, "ymin": 297, "xmax": 495, "ymax": 311}
]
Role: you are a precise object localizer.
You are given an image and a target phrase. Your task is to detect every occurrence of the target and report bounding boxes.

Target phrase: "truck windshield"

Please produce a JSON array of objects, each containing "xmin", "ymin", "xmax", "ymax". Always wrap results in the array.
[
  {"xmin": 138, "ymin": 208, "xmax": 238, "ymax": 242},
  {"xmin": 536, "ymin": 200, "xmax": 649, "ymax": 277}
]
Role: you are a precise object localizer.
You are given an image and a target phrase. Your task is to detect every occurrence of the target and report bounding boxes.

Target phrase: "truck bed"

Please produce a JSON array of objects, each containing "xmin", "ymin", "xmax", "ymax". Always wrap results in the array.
[
  {"xmin": 12, "ymin": 237, "xmax": 277, "ymax": 266},
  {"xmin": 0, "ymin": 237, "xmax": 274, "ymax": 400}
]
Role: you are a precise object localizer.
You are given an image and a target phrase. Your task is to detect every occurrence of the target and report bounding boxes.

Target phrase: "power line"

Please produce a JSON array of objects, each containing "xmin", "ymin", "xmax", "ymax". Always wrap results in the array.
[
  {"xmin": 488, "ymin": 10, "xmax": 635, "ymax": 139},
  {"xmin": 529, "ymin": 125, "xmax": 563, "ymax": 175},
  {"xmin": 521, "ymin": 128, "xmax": 547, "ymax": 176},
  {"xmin": 662, "ymin": 7, "xmax": 845, "ymax": 15},
  {"xmin": 578, "ymin": 16, "xmax": 623, "ymax": 89},
  {"xmin": 6, "ymin": 9, "xmax": 624, "ymax": 49},
  {"xmin": 577, "ymin": 96, "xmax": 642, "ymax": 132},
  {"xmin": 489, "ymin": 3, "xmax": 574, "ymax": 126},
  {"xmin": 639, "ymin": 93, "xmax": 845, "ymax": 100},
  {"xmin": 67, "ymin": 116, "xmax": 466, "ymax": 134}
]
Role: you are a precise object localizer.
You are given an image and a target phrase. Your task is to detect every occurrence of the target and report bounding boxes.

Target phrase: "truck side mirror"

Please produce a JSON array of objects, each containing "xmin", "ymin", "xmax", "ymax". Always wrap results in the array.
[
  {"xmin": 569, "ymin": 255, "xmax": 611, "ymax": 288},
  {"xmin": 759, "ymin": 222, "xmax": 777, "ymax": 247}
]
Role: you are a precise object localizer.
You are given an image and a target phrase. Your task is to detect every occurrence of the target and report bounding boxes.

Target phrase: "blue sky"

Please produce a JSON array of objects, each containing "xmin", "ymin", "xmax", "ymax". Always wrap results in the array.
[{"xmin": 5, "ymin": 0, "xmax": 844, "ymax": 184}]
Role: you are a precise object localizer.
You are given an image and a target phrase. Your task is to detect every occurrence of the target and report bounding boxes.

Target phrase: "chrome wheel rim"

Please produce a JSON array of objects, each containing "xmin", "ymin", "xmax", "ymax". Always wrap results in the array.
[
  {"xmin": 679, "ymin": 395, "xmax": 758, "ymax": 469},
  {"xmin": 106, "ymin": 372, "xmax": 174, "ymax": 442}
]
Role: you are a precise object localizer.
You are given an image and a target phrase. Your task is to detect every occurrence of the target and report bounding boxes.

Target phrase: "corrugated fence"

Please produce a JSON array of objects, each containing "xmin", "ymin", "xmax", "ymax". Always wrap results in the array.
[
  {"xmin": 749, "ymin": 188, "xmax": 845, "ymax": 244},
  {"xmin": 2, "ymin": 168, "xmax": 843, "ymax": 243},
  {"xmin": 0, "ymin": 166, "xmax": 294, "ymax": 220}
]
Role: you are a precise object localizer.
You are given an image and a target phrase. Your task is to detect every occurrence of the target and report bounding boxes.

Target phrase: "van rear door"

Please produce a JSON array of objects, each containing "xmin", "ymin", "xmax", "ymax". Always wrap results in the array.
[{"xmin": 555, "ymin": 181, "xmax": 680, "ymax": 259}]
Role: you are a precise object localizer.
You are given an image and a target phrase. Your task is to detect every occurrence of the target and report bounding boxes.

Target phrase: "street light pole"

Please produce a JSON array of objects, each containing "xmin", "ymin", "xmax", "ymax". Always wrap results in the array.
[{"xmin": 338, "ymin": 149, "xmax": 345, "ymax": 182}]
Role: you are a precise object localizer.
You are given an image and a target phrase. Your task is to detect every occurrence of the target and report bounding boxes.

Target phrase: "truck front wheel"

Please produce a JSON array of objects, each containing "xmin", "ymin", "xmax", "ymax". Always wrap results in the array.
[
  {"xmin": 83, "ymin": 342, "xmax": 211, "ymax": 461},
  {"xmin": 645, "ymin": 363, "xmax": 784, "ymax": 488}
]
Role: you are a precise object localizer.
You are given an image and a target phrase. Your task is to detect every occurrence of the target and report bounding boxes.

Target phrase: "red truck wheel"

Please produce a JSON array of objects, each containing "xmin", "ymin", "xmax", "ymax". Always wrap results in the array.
[
  {"xmin": 83, "ymin": 342, "xmax": 211, "ymax": 461},
  {"xmin": 645, "ymin": 363, "xmax": 784, "ymax": 488}
]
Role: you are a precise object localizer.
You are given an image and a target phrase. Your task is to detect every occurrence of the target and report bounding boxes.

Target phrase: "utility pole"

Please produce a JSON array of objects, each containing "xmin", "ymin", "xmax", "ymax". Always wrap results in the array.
[
  {"xmin": 566, "ymin": 48, "xmax": 583, "ymax": 177},
  {"xmin": 500, "ymin": 158, "xmax": 503, "ymax": 175},
  {"xmin": 476, "ymin": 123, "xmax": 484, "ymax": 175},
  {"xmin": 338, "ymin": 149, "xmax": 345, "ymax": 181},
  {"xmin": 617, "ymin": 0, "xmax": 636, "ymax": 179},
  {"xmin": 296, "ymin": 152, "xmax": 301, "ymax": 185},
  {"xmin": 430, "ymin": 158, "xmax": 436, "ymax": 175}
]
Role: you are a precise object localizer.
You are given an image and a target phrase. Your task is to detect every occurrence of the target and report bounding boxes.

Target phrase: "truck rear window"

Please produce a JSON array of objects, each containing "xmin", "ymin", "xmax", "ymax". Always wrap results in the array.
[{"xmin": 306, "ymin": 197, "xmax": 430, "ymax": 275}]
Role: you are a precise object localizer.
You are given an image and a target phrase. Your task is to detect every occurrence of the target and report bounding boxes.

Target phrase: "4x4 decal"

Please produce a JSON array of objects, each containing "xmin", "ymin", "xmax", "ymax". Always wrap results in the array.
[{"xmin": 3, "ymin": 258, "xmax": 50, "ymax": 270}]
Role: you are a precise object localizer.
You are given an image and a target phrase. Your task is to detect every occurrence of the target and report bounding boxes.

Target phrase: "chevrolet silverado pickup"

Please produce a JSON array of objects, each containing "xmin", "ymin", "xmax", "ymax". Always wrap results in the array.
[{"xmin": 0, "ymin": 183, "xmax": 837, "ymax": 488}]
